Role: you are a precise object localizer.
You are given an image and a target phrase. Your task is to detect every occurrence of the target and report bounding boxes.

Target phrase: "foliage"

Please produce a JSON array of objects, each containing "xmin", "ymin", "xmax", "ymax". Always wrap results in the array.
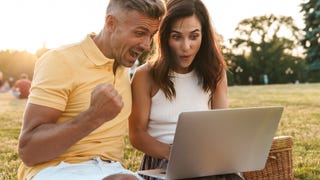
[
  {"xmin": 300, "ymin": 0, "xmax": 320, "ymax": 64},
  {"xmin": 226, "ymin": 14, "xmax": 307, "ymax": 85},
  {"xmin": 0, "ymin": 50, "xmax": 36, "ymax": 82},
  {"xmin": 300, "ymin": 0, "xmax": 320, "ymax": 82},
  {"xmin": 1, "ymin": 84, "xmax": 320, "ymax": 179}
]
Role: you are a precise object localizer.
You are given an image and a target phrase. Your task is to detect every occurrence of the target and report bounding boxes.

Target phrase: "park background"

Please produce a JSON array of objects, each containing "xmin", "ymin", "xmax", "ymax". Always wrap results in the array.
[{"xmin": 0, "ymin": 0, "xmax": 319, "ymax": 179}]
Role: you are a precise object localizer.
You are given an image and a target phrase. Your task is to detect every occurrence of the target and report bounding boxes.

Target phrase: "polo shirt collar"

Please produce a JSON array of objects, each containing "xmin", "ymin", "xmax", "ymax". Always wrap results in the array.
[{"xmin": 80, "ymin": 33, "xmax": 114, "ymax": 66}]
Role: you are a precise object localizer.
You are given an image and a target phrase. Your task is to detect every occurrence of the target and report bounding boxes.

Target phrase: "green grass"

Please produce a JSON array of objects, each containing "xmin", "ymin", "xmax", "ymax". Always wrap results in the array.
[
  {"xmin": 0, "ymin": 92, "xmax": 25, "ymax": 180},
  {"xmin": 1, "ymin": 83, "xmax": 320, "ymax": 179}
]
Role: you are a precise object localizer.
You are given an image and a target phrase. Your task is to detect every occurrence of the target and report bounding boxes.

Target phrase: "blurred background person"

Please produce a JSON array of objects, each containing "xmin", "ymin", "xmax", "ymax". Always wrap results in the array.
[
  {"xmin": 0, "ymin": 71, "xmax": 11, "ymax": 93},
  {"xmin": 12, "ymin": 73, "xmax": 31, "ymax": 99}
]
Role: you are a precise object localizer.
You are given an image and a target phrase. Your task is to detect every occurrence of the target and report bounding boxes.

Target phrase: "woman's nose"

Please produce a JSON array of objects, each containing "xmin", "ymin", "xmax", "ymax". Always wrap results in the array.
[{"xmin": 181, "ymin": 39, "xmax": 191, "ymax": 51}]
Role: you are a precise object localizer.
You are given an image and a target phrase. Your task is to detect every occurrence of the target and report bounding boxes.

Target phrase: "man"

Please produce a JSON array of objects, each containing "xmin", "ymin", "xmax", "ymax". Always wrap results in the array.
[
  {"xmin": 12, "ymin": 73, "xmax": 32, "ymax": 99},
  {"xmin": 17, "ymin": 0, "xmax": 165, "ymax": 179}
]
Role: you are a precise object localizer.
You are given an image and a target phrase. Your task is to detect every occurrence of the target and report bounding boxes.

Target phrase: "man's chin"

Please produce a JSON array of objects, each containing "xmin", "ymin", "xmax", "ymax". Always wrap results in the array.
[{"xmin": 122, "ymin": 61, "xmax": 136, "ymax": 68}]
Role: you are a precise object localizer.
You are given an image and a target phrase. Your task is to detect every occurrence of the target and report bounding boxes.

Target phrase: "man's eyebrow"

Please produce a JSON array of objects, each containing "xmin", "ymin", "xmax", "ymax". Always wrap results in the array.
[
  {"xmin": 136, "ymin": 26, "xmax": 158, "ymax": 36},
  {"xmin": 137, "ymin": 27, "xmax": 150, "ymax": 32}
]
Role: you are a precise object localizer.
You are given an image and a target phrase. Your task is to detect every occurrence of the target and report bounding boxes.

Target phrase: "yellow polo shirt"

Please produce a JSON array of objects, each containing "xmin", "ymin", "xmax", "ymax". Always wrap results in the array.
[{"xmin": 18, "ymin": 34, "xmax": 132, "ymax": 180}]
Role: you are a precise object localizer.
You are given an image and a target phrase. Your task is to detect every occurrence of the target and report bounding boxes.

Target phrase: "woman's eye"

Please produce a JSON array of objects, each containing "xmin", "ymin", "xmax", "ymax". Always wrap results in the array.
[
  {"xmin": 190, "ymin": 34, "xmax": 199, "ymax": 40},
  {"xmin": 171, "ymin": 35, "xmax": 181, "ymax": 40}
]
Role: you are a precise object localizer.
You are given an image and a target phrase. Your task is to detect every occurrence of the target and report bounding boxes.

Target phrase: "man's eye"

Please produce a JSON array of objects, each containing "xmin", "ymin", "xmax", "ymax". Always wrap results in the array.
[{"xmin": 136, "ymin": 32, "xmax": 145, "ymax": 37}]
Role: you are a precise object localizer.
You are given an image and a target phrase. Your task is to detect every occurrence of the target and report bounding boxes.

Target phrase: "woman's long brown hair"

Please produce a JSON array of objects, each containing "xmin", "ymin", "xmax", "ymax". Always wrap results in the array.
[{"xmin": 151, "ymin": 0, "xmax": 226, "ymax": 102}]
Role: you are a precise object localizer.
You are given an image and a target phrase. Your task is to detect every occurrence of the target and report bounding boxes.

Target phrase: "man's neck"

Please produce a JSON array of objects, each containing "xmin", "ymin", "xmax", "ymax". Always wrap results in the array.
[{"xmin": 113, "ymin": 61, "xmax": 119, "ymax": 75}]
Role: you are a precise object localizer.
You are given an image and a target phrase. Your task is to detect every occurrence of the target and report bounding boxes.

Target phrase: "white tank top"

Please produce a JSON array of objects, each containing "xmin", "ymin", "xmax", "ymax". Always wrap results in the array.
[{"xmin": 148, "ymin": 70, "xmax": 211, "ymax": 144}]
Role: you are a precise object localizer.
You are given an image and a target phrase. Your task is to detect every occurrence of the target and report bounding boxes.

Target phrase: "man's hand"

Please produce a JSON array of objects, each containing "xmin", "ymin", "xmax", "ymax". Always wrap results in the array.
[{"xmin": 89, "ymin": 84, "xmax": 124, "ymax": 123}]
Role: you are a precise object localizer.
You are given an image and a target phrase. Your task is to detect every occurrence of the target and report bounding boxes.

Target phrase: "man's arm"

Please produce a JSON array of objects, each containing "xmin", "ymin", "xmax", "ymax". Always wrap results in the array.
[{"xmin": 18, "ymin": 84, "xmax": 123, "ymax": 166}]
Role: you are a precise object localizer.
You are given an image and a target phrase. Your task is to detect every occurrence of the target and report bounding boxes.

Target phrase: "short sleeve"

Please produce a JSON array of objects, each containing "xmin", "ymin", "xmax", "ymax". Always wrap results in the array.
[{"xmin": 28, "ymin": 50, "xmax": 74, "ymax": 111}]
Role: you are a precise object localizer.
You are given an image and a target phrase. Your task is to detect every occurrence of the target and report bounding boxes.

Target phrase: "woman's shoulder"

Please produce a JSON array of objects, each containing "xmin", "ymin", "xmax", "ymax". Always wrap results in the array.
[
  {"xmin": 133, "ymin": 62, "xmax": 152, "ymax": 78},
  {"xmin": 136, "ymin": 62, "xmax": 151, "ymax": 72},
  {"xmin": 132, "ymin": 62, "xmax": 159, "ymax": 95}
]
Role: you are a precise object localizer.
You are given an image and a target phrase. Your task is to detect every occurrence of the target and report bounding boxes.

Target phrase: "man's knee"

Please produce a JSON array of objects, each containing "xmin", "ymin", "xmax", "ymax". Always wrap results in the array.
[{"xmin": 102, "ymin": 173, "xmax": 139, "ymax": 180}]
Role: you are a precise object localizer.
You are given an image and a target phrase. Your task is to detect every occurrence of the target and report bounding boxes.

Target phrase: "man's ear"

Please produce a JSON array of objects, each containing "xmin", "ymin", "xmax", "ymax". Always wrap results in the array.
[{"xmin": 106, "ymin": 14, "xmax": 117, "ymax": 32}]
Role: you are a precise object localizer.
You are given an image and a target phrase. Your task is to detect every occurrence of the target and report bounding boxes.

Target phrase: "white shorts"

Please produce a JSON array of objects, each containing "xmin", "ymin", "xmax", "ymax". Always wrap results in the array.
[{"xmin": 32, "ymin": 157, "xmax": 143, "ymax": 180}]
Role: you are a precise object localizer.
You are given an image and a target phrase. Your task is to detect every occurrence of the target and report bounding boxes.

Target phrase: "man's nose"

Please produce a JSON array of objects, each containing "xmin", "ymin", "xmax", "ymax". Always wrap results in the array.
[{"xmin": 140, "ymin": 37, "xmax": 151, "ymax": 51}]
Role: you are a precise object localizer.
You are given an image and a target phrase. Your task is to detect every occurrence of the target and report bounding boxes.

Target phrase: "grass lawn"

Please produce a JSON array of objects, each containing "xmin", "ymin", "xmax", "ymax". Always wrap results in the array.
[{"xmin": 1, "ymin": 83, "xmax": 319, "ymax": 179}]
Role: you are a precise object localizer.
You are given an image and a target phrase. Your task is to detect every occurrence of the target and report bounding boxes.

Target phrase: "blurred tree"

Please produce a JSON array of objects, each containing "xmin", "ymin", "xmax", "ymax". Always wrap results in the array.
[
  {"xmin": 228, "ymin": 14, "xmax": 306, "ymax": 84},
  {"xmin": 35, "ymin": 42, "xmax": 50, "ymax": 59},
  {"xmin": 0, "ymin": 50, "xmax": 36, "ymax": 81},
  {"xmin": 301, "ymin": 0, "xmax": 320, "ymax": 82}
]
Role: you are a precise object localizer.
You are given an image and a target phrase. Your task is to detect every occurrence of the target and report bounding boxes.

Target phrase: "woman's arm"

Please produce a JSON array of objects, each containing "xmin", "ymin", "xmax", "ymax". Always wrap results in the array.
[
  {"xmin": 129, "ymin": 64, "xmax": 171, "ymax": 159},
  {"xmin": 211, "ymin": 70, "xmax": 228, "ymax": 109}
]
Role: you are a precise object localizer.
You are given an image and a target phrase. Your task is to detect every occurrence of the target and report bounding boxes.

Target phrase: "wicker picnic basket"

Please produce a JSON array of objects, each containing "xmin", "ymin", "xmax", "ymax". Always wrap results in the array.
[{"xmin": 243, "ymin": 136, "xmax": 293, "ymax": 180}]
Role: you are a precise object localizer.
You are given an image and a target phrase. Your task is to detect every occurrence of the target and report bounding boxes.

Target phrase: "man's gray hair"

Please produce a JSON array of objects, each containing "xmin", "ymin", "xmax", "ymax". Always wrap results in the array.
[{"xmin": 107, "ymin": 0, "xmax": 166, "ymax": 19}]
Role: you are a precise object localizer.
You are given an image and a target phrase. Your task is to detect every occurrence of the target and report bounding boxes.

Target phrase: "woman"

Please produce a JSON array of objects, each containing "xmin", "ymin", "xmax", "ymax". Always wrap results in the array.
[{"xmin": 129, "ymin": 0, "xmax": 241, "ymax": 179}]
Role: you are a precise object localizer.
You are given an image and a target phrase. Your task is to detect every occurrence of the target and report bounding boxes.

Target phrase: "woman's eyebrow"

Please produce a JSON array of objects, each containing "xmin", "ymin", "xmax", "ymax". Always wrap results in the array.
[{"xmin": 170, "ymin": 29, "xmax": 201, "ymax": 34}]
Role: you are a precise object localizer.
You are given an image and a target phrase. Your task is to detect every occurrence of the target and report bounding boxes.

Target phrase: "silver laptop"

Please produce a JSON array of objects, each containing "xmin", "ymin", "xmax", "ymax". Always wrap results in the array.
[{"xmin": 137, "ymin": 106, "xmax": 284, "ymax": 180}]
